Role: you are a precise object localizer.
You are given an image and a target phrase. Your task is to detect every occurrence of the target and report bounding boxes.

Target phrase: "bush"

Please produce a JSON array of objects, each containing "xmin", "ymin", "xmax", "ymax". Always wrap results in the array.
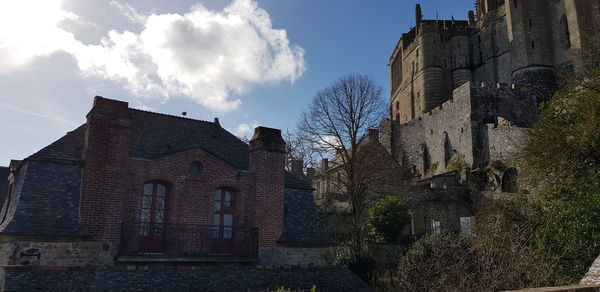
[{"xmin": 366, "ymin": 196, "xmax": 410, "ymax": 243}]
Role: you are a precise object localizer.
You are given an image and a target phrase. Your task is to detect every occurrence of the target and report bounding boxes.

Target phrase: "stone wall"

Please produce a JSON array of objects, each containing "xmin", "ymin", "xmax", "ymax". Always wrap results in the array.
[
  {"xmin": 259, "ymin": 247, "xmax": 328, "ymax": 268},
  {"xmin": 486, "ymin": 124, "xmax": 531, "ymax": 163},
  {"xmin": 582, "ymin": 254, "xmax": 600, "ymax": 285},
  {"xmin": 0, "ymin": 240, "xmax": 112, "ymax": 267},
  {"xmin": 0, "ymin": 266, "xmax": 371, "ymax": 292}
]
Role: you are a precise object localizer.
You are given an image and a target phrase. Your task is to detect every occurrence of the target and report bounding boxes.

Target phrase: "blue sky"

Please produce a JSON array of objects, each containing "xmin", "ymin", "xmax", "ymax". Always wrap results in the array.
[{"xmin": 0, "ymin": 0, "xmax": 475, "ymax": 166}]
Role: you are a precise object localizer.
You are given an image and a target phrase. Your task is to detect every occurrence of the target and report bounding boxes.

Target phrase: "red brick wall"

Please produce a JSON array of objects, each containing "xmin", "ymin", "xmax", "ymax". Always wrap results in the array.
[
  {"xmin": 80, "ymin": 98, "xmax": 287, "ymax": 254},
  {"xmin": 80, "ymin": 97, "xmax": 132, "ymax": 246},
  {"xmin": 249, "ymin": 127, "xmax": 286, "ymax": 248}
]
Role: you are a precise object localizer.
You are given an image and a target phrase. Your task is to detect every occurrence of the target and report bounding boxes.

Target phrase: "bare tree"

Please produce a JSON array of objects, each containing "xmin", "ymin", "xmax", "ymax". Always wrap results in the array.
[
  {"xmin": 283, "ymin": 129, "xmax": 318, "ymax": 173},
  {"xmin": 297, "ymin": 74, "xmax": 386, "ymax": 251}
]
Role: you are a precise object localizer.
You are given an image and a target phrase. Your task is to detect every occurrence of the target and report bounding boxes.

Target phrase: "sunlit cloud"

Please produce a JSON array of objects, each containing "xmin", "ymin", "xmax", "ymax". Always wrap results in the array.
[
  {"xmin": 234, "ymin": 121, "xmax": 260, "ymax": 138},
  {"xmin": 0, "ymin": 0, "xmax": 306, "ymax": 112}
]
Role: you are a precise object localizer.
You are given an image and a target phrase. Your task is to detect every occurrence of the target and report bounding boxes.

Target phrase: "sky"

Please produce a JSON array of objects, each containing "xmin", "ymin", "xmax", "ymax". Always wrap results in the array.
[{"xmin": 0, "ymin": 0, "xmax": 475, "ymax": 166}]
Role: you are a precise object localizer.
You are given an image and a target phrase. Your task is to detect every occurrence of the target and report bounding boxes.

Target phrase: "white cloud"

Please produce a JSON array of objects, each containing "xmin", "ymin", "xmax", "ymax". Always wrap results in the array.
[
  {"xmin": 109, "ymin": 1, "xmax": 147, "ymax": 24},
  {"xmin": 0, "ymin": 0, "xmax": 306, "ymax": 112},
  {"xmin": 234, "ymin": 121, "xmax": 260, "ymax": 138}
]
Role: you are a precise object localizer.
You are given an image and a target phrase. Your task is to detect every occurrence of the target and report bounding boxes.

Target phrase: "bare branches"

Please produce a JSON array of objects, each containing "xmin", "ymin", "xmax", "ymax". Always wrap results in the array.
[{"xmin": 296, "ymin": 74, "xmax": 386, "ymax": 251}]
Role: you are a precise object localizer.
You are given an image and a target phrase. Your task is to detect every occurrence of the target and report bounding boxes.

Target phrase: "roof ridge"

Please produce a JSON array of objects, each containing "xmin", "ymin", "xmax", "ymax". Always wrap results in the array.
[{"xmin": 129, "ymin": 108, "xmax": 216, "ymax": 125}]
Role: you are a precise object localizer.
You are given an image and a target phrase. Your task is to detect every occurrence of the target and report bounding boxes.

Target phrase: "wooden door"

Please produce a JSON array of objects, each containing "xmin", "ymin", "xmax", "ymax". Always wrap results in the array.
[
  {"xmin": 212, "ymin": 189, "xmax": 234, "ymax": 254},
  {"xmin": 139, "ymin": 182, "xmax": 167, "ymax": 253}
]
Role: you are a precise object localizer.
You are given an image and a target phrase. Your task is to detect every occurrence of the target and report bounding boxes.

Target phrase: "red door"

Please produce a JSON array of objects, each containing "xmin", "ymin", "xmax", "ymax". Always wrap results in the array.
[
  {"xmin": 139, "ymin": 182, "xmax": 167, "ymax": 253},
  {"xmin": 212, "ymin": 189, "xmax": 234, "ymax": 254}
]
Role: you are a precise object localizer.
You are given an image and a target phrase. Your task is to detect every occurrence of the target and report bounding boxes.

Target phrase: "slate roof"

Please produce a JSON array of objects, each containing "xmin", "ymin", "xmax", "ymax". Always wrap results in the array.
[
  {"xmin": 0, "ymin": 162, "xmax": 87, "ymax": 237},
  {"xmin": 129, "ymin": 110, "xmax": 250, "ymax": 170},
  {"xmin": 27, "ymin": 126, "xmax": 85, "ymax": 163},
  {"xmin": 284, "ymin": 172, "xmax": 313, "ymax": 190},
  {"xmin": 279, "ymin": 176, "xmax": 336, "ymax": 246},
  {"xmin": 0, "ymin": 166, "xmax": 8, "ymax": 209}
]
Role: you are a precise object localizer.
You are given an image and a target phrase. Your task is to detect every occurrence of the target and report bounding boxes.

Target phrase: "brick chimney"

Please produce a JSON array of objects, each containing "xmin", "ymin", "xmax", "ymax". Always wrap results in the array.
[
  {"xmin": 80, "ymin": 96, "xmax": 132, "ymax": 248},
  {"xmin": 249, "ymin": 126, "xmax": 286, "ymax": 248}
]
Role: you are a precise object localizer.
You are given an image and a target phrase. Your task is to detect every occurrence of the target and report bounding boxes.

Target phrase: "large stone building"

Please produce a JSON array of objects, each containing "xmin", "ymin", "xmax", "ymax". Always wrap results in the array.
[{"xmin": 384, "ymin": 0, "xmax": 600, "ymax": 182}]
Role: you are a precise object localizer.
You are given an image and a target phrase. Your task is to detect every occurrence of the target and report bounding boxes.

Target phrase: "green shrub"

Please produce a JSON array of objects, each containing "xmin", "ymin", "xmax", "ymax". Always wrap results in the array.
[{"xmin": 366, "ymin": 196, "xmax": 410, "ymax": 243}]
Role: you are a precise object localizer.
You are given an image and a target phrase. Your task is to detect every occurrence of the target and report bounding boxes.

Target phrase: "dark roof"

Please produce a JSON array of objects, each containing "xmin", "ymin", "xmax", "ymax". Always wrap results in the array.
[
  {"xmin": 284, "ymin": 172, "xmax": 313, "ymax": 190},
  {"xmin": 278, "ymin": 186, "xmax": 336, "ymax": 246},
  {"xmin": 129, "ymin": 109, "xmax": 250, "ymax": 170},
  {"xmin": 27, "ymin": 126, "xmax": 85, "ymax": 163},
  {"xmin": 0, "ymin": 167, "xmax": 8, "ymax": 209},
  {"xmin": 0, "ymin": 161, "xmax": 87, "ymax": 237}
]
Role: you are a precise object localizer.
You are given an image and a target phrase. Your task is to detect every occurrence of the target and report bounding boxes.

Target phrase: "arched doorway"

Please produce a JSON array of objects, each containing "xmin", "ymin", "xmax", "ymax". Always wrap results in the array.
[{"xmin": 501, "ymin": 168, "xmax": 518, "ymax": 193}]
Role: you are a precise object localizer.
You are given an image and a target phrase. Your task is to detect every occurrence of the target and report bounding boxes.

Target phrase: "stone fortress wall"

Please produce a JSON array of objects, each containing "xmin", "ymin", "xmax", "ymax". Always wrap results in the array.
[
  {"xmin": 389, "ymin": 0, "xmax": 600, "ymax": 126},
  {"xmin": 385, "ymin": 0, "xmax": 600, "ymax": 180},
  {"xmin": 384, "ymin": 81, "xmax": 540, "ymax": 177}
]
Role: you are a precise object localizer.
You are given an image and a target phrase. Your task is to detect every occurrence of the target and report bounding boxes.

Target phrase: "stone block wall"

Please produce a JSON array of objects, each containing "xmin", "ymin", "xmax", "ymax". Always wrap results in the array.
[
  {"xmin": 259, "ymin": 247, "xmax": 328, "ymax": 268},
  {"xmin": 582, "ymin": 254, "xmax": 600, "ymax": 285},
  {"xmin": 0, "ymin": 266, "xmax": 372, "ymax": 292},
  {"xmin": 0, "ymin": 240, "xmax": 112, "ymax": 267}
]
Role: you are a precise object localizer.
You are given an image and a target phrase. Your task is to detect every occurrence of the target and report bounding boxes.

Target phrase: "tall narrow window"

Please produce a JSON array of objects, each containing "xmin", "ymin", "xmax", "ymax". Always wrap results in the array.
[
  {"xmin": 562, "ymin": 16, "xmax": 571, "ymax": 48},
  {"xmin": 514, "ymin": 0, "xmax": 518, "ymax": 8},
  {"xmin": 213, "ymin": 188, "xmax": 235, "ymax": 254},
  {"xmin": 138, "ymin": 182, "xmax": 168, "ymax": 253}
]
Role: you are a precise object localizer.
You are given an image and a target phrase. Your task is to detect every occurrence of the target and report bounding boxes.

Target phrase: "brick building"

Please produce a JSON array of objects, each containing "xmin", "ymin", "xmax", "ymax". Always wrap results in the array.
[{"xmin": 0, "ymin": 96, "xmax": 334, "ymax": 269}]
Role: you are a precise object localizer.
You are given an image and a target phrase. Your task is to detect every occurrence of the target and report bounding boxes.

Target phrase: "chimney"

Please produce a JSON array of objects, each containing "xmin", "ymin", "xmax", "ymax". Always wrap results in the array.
[
  {"xmin": 249, "ymin": 127, "xmax": 286, "ymax": 250},
  {"xmin": 368, "ymin": 129, "xmax": 379, "ymax": 143},
  {"xmin": 291, "ymin": 159, "xmax": 304, "ymax": 177},
  {"xmin": 321, "ymin": 158, "xmax": 329, "ymax": 171},
  {"xmin": 81, "ymin": 96, "xmax": 132, "ymax": 245}
]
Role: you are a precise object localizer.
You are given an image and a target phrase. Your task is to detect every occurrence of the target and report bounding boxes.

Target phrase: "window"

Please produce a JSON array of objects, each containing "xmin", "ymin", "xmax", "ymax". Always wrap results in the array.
[
  {"xmin": 531, "ymin": 41, "xmax": 535, "ymax": 49},
  {"xmin": 514, "ymin": 0, "xmax": 518, "ymax": 8},
  {"xmin": 140, "ymin": 182, "xmax": 167, "ymax": 236},
  {"xmin": 213, "ymin": 189, "xmax": 234, "ymax": 239},
  {"xmin": 431, "ymin": 220, "xmax": 441, "ymax": 234},
  {"xmin": 188, "ymin": 162, "xmax": 203, "ymax": 176},
  {"xmin": 528, "ymin": 18, "xmax": 532, "ymax": 27},
  {"xmin": 562, "ymin": 15, "xmax": 571, "ymax": 48}
]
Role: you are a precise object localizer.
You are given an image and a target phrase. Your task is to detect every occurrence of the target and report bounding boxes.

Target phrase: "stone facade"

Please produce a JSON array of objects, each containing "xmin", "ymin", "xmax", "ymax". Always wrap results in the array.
[
  {"xmin": 390, "ymin": 0, "xmax": 600, "ymax": 124},
  {"xmin": 0, "ymin": 266, "xmax": 372, "ymax": 292},
  {"xmin": 582, "ymin": 254, "xmax": 600, "ymax": 286},
  {"xmin": 0, "ymin": 240, "xmax": 112, "ymax": 267},
  {"xmin": 383, "ymin": 0, "xmax": 600, "ymax": 192},
  {"xmin": 259, "ymin": 247, "xmax": 328, "ymax": 268}
]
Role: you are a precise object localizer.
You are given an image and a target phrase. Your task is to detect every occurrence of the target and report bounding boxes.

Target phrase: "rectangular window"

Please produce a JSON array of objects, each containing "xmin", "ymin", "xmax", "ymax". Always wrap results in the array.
[{"xmin": 431, "ymin": 220, "xmax": 441, "ymax": 234}]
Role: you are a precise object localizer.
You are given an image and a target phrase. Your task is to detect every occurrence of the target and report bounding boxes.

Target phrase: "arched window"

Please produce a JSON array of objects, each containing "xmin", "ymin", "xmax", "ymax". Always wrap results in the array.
[
  {"xmin": 139, "ymin": 181, "xmax": 168, "ymax": 253},
  {"xmin": 188, "ymin": 162, "xmax": 203, "ymax": 176},
  {"xmin": 213, "ymin": 188, "xmax": 234, "ymax": 254}
]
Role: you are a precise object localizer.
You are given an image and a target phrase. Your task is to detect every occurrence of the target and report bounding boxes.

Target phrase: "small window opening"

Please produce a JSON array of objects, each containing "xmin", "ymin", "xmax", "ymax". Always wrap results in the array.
[{"xmin": 188, "ymin": 162, "xmax": 203, "ymax": 176}]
